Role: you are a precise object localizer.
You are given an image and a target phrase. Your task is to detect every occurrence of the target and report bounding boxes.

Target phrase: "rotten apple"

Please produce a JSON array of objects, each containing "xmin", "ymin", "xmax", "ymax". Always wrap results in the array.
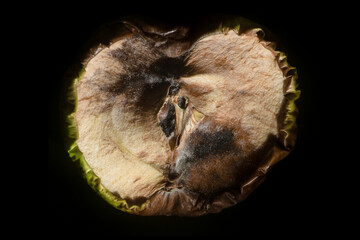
[{"xmin": 66, "ymin": 16, "xmax": 300, "ymax": 216}]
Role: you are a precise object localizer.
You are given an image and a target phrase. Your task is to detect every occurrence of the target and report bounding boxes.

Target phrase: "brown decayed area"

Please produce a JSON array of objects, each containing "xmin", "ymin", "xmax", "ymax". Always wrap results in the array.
[{"xmin": 74, "ymin": 21, "xmax": 298, "ymax": 216}]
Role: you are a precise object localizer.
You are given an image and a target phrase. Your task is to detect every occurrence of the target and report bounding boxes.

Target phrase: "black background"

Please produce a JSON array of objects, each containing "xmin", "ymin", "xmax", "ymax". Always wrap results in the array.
[{"xmin": 48, "ymin": 5, "xmax": 343, "ymax": 237}]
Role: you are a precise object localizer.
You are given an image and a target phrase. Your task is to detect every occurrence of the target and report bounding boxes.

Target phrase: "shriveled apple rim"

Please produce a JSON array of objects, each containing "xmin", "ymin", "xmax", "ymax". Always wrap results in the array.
[{"xmin": 67, "ymin": 18, "xmax": 300, "ymax": 216}]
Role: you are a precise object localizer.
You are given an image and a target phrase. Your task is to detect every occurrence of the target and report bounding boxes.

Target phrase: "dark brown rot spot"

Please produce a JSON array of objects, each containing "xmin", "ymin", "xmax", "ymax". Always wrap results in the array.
[
  {"xmin": 177, "ymin": 96, "xmax": 187, "ymax": 109},
  {"xmin": 149, "ymin": 57, "xmax": 185, "ymax": 78},
  {"xmin": 187, "ymin": 128, "xmax": 235, "ymax": 160},
  {"xmin": 159, "ymin": 102, "xmax": 176, "ymax": 137},
  {"xmin": 174, "ymin": 122, "xmax": 239, "ymax": 174}
]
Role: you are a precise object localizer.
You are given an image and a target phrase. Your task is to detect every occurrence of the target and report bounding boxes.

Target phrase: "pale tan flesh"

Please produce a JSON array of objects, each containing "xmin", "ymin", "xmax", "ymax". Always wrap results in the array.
[
  {"xmin": 75, "ymin": 30, "xmax": 286, "ymax": 203},
  {"xmin": 76, "ymin": 40, "xmax": 169, "ymax": 200}
]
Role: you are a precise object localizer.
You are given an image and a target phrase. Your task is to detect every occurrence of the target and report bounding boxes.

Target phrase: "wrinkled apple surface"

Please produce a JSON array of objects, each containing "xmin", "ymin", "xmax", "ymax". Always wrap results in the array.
[{"xmin": 67, "ymin": 17, "xmax": 300, "ymax": 216}]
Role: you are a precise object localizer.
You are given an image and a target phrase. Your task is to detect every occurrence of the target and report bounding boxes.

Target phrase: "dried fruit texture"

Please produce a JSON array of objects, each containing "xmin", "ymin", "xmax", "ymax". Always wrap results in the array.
[{"xmin": 67, "ymin": 18, "xmax": 300, "ymax": 216}]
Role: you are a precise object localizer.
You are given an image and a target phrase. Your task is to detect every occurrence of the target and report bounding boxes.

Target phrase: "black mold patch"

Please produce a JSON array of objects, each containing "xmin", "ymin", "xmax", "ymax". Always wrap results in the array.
[
  {"xmin": 174, "ymin": 125, "xmax": 244, "ymax": 197},
  {"xmin": 104, "ymin": 35, "xmax": 183, "ymax": 115},
  {"xmin": 174, "ymin": 124, "xmax": 239, "ymax": 175},
  {"xmin": 149, "ymin": 56, "xmax": 185, "ymax": 79},
  {"xmin": 104, "ymin": 35, "xmax": 188, "ymax": 115},
  {"xmin": 177, "ymin": 133, "xmax": 281, "ymax": 199},
  {"xmin": 190, "ymin": 128, "xmax": 235, "ymax": 160}
]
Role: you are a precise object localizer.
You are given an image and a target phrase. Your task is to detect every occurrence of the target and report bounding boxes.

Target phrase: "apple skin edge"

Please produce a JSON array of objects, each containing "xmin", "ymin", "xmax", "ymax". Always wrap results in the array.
[{"xmin": 64, "ymin": 16, "xmax": 300, "ymax": 216}]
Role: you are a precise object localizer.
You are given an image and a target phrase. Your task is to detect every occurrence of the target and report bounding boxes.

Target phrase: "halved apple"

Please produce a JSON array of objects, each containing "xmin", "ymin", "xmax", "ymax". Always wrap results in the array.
[{"xmin": 66, "ymin": 16, "xmax": 300, "ymax": 216}]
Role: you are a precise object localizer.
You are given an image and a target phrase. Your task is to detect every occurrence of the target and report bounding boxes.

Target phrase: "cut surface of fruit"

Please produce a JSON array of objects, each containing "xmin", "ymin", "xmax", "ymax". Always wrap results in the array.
[{"xmin": 67, "ymin": 17, "xmax": 300, "ymax": 216}]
